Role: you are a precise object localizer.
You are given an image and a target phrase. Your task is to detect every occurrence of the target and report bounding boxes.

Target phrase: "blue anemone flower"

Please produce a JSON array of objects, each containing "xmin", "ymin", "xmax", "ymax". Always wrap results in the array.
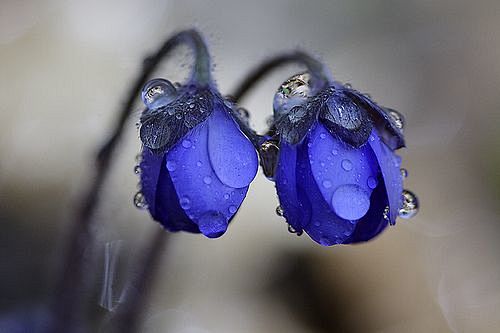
[
  {"xmin": 271, "ymin": 73, "xmax": 410, "ymax": 246},
  {"xmin": 138, "ymin": 79, "xmax": 258, "ymax": 238}
]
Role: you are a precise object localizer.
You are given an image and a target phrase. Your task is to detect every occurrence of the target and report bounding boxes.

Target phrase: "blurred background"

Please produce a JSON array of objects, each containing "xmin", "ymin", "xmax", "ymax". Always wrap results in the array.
[{"xmin": 1, "ymin": 0, "xmax": 500, "ymax": 332}]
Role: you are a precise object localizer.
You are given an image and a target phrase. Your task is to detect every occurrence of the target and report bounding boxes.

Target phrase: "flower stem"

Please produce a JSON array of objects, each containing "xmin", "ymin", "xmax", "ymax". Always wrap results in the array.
[
  {"xmin": 50, "ymin": 29, "xmax": 210, "ymax": 332},
  {"xmin": 230, "ymin": 51, "xmax": 330, "ymax": 103}
]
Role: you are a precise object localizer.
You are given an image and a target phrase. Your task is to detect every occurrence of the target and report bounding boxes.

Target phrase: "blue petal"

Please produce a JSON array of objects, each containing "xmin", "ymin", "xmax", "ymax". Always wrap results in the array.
[
  {"xmin": 207, "ymin": 104, "xmax": 258, "ymax": 188},
  {"xmin": 296, "ymin": 138, "xmax": 357, "ymax": 246},
  {"xmin": 140, "ymin": 148, "xmax": 164, "ymax": 216},
  {"xmin": 344, "ymin": 177, "xmax": 389, "ymax": 243},
  {"xmin": 368, "ymin": 129, "xmax": 403, "ymax": 225},
  {"xmin": 166, "ymin": 121, "xmax": 250, "ymax": 238},
  {"xmin": 275, "ymin": 142, "xmax": 309, "ymax": 232},
  {"xmin": 155, "ymin": 154, "xmax": 200, "ymax": 233},
  {"xmin": 308, "ymin": 123, "xmax": 380, "ymax": 221}
]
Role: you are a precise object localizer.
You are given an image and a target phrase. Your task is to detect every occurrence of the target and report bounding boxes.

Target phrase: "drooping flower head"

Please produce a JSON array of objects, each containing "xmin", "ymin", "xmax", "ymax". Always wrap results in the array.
[
  {"xmin": 267, "ymin": 72, "xmax": 418, "ymax": 245},
  {"xmin": 135, "ymin": 35, "xmax": 258, "ymax": 238}
]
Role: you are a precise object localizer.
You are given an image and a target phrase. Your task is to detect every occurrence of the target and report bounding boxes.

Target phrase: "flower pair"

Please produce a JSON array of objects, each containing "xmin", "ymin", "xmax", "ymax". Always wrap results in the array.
[{"xmin": 134, "ymin": 31, "xmax": 418, "ymax": 245}]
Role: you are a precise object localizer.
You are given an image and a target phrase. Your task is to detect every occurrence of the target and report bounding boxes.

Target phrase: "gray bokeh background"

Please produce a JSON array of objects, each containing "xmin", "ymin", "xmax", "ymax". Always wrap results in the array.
[{"xmin": 1, "ymin": 0, "xmax": 500, "ymax": 332}]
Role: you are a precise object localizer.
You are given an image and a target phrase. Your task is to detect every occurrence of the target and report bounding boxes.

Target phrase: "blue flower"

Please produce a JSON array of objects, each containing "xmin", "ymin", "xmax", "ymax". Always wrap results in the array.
[
  {"xmin": 138, "ymin": 79, "xmax": 258, "ymax": 238},
  {"xmin": 271, "ymin": 73, "xmax": 409, "ymax": 245}
]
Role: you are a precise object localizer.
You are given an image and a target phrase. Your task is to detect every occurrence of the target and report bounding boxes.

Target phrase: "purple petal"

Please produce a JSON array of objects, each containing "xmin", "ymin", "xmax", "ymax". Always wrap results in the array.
[
  {"xmin": 308, "ymin": 123, "xmax": 380, "ymax": 221},
  {"xmin": 167, "ymin": 122, "xmax": 249, "ymax": 238},
  {"xmin": 275, "ymin": 142, "xmax": 309, "ymax": 232},
  {"xmin": 368, "ymin": 129, "xmax": 403, "ymax": 225},
  {"xmin": 297, "ymin": 139, "xmax": 356, "ymax": 246},
  {"xmin": 344, "ymin": 177, "xmax": 389, "ymax": 243},
  {"xmin": 207, "ymin": 104, "xmax": 258, "ymax": 188},
  {"xmin": 155, "ymin": 154, "xmax": 200, "ymax": 233}
]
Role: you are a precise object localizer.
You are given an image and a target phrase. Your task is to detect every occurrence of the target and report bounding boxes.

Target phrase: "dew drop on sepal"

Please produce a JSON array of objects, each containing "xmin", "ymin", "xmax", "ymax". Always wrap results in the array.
[
  {"xmin": 133, "ymin": 192, "xmax": 147, "ymax": 209},
  {"xmin": 141, "ymin": 78, "xmax": 177, "ymax": 109},
  {"xmin": 386, "ymin": 108, "xmax": 405, "ymax": 131},
  {"xmin": 273, "ymin": 72, "xmax": 311, "ymax": 117},
  {"xmin": 399, "ymin": 189, "xmax": 419, "ymax": 219}
]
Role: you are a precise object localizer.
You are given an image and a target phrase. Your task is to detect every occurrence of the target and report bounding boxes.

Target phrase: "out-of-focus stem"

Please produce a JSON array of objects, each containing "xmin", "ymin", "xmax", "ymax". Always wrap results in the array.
[
  {"xmin": 50, "ymin": 29, "xmax": 211, "ymax": 332},
  {"xmin": 231, "ymin": 51, "xmax": 330, "ymax": 103}
]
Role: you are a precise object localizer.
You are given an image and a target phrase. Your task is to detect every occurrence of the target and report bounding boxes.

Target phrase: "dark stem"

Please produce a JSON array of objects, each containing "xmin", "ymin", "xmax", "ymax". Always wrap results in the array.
[
  {"xmin": 109, "ymin": 230, "xmax": 169, "ymax": 333},
  {"xmin": 50, "ymin": 29, "xmax": 210, "ymax": 332},
  {"xmin": 231, "ymin": 51, "xmax": 330, "ymax": 103}
]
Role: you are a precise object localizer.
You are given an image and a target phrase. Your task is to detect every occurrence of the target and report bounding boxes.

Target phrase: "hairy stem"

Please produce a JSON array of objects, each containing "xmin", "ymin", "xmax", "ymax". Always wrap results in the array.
[{"xmin": 50, "ymin": 29, "xmax": 210, "ymax": 332}]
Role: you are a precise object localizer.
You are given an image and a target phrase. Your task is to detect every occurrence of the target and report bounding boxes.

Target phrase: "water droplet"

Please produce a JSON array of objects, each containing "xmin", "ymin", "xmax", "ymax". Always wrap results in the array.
[
  {"xmin": 228, "ymin": 205, "xmax": 237, "ymax": 214},
  {"xmin": 341, "ymin": 159, "xmax": 353, "ymax": 171},
  {"xmin": 383, "ymin": 206, "xmax": 390, "ymax": 221},
  {"xmin": 273, "ymin": 72, "xmax": 311, "ymax": 116},
  {"xmin": 203, "ymin": 176, "xmax": 212, "ymax": 185},
  {"xmin": 182, "ymin": 139, "xmax": 192, "ymax": 148},
  {"xmin": 322, "ymin": 180, "xmax": 332, "ymax": 188},
  {"xmin": 399, "ymin": 189, "xmax": 419, "ymax": 219},
  {"xmin": 135, "ymin": 153, "xmax": 142, "ymax": 163},
  {"xmin": 388, "ymin": 109, "xmax": 405, "ymax": 130},
  {"xmin": 179, "ymin": 196, "xmax": 191, "ymax": 210},
  {"xmin": 400, "ymin": 168, "xmax": 408, "ymax": 178},
  {"xmin": 189, "ymin": 103, "xmax": 195, "ymax": 108},
  {"xmin": 134, "ymin": 165, "xmax": 141, "ymax": 175},
  {"xmin": 331, "ymin": 149, "xmax": 338, "ymax": 156},
  {"xmin": 314, "ymin": 221, "xmax": 321, "ymax": 227},
  {"xmin": 344, "ymin": 83, "xmax": 352, "ymax": 89},
  {"xmin": 133, "ymin": 192, "xmax": 147, "ymax": 209},
  {"xmin": 166, "ymin": 160, "xmax": 176, "ymax": 171},
  {"xmin": 197, "ymin": 211, "xmax": 228, "ymax": 238},
  {"xmin": 287, "ymin": 224, "xmax": 303, "ymax": 236},
  {"xmin": 320, "ymin": 133, "xmax": 326, "ymax": 139},
  {"xmin": 276, "ymin": 205, "xmax": 284, "ymax": 216},
  {"xmin": 196, "ymin": 161, "xmax": 202, "ymax": 167},
  {"xmin": 331, "ymin": 184, "xmax": 370, "ymax": 220},
  {"xmin": 367, "ymin": 176, "xmax": 378, "ymax": 189},
  {"xmin": 224, "ymin": 193, "xmax": 230, "ymax": 200},
  {"xmin": 141, "ymin": 78, "xmax": 176, "ymax": 109},
  {"xmin": 175, "ymin": 113, "xmax": 182, "ymax": 120}
]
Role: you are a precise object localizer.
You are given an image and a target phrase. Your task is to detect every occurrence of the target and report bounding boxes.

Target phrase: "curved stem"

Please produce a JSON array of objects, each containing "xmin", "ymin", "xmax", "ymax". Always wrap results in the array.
[
  {"xmin": 231, "ymin": 51, "xmax": 330, "ymax": 103},
  {"xmin": 50, "ymin": 29, "xmax": 210, "ymax": 332}
]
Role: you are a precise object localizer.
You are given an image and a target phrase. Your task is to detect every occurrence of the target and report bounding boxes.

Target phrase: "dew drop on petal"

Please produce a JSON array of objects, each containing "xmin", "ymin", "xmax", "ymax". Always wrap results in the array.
[
  {"xmin": 331, "ymin": 184, "xmax": 370, "ymax": 220},
  {"xmin": 332, "ymin": 149, "xmax": 338, "ymax": 156},
  {"xmin": 276, "ymin": 205, "xmax": 284, "ymax": 216},
  {"xmin": 182, "ymin": 139, "xmax": 192, "ymax": 148},
  {"xmin": 400, "ymin": 168, "xmax": 408, "ymax": 178},
  {"xmin": 166, "ymin": 160, "xmax": 176, "ymax": 171},
  {"xmin": 179, "ymin": 196, "xmax": 191, "ymax": 210},
  {"xmin": 203, "ymin": 176, "xmax": 212, "ymax": 185},
  {"xmin": 367, "ymin": 176, "xmax": 378, "ymax": 189},
  {"xmin": 399, "ymin": 189, "xmax": 419, "ymax": 219},
  {"xmin": 228, "ymin": 205, "xmax": 237, "ymax": 214},
  {"xmin": 196, "ymin": 161, "xmax": 202, "ymax": 167},
  {"xmin": 322, "ymin": 180, "xmax": 332, "ymax": 188},
  {"xmin": 133, "ymin": 192, "xmax": 147, "ymax": 209},
  {"xmin": 134, "ymin": 165, "xmax": 141, "ymax": 175},
  {"xmin": 197, "ymin": 211, "xmax": 228, "ymax": 238},
  {"xmin": 341, "ymin": 159, "xmax": 353, "ymax": 171},
  {"xmin": 224, "ymin": 193, "xmax": 230, "ymax": 200},
  {"xmin": 320, "ymin": 133, "xmax": 326, "ymax": 139}
]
